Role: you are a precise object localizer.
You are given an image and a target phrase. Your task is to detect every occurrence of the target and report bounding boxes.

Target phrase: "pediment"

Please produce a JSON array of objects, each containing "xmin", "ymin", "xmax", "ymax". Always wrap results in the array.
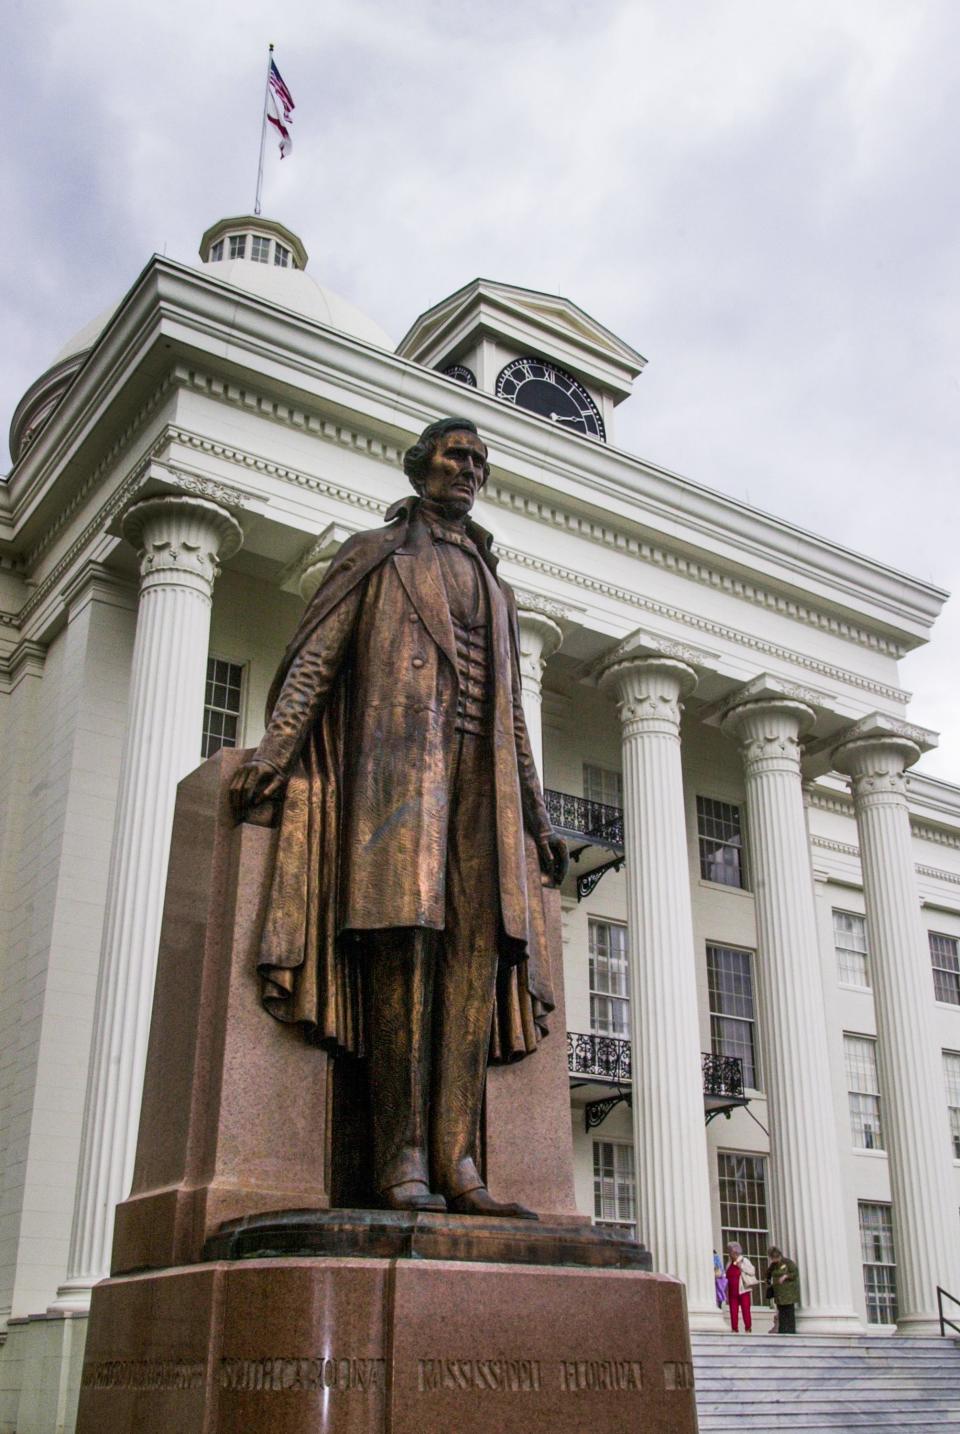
[{"xmin": 397, "ymin": 278, "xmax": 646, "ymax": 389}]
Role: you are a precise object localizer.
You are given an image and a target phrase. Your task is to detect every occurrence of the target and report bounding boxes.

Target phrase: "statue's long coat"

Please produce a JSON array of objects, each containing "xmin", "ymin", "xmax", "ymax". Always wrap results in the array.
[{"xmin": 254, "ymin": 496, "xmax": 555, "ymax": 1063}]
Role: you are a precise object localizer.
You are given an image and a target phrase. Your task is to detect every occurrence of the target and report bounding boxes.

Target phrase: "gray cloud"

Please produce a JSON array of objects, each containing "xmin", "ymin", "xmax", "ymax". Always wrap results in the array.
[{"xmin": 4, "ymin": 0, "xmax": 957, "ymax": 773}]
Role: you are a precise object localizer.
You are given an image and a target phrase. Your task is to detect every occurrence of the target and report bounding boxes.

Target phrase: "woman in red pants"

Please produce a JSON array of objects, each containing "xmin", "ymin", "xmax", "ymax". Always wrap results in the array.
[{"xmin": 725, "ymin": 1242, "xmax": 757, "ymax": 1332}]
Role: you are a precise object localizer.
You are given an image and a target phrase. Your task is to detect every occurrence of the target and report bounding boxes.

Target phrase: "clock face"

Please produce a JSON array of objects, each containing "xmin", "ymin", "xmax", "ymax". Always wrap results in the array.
[
  {"xmin": 495, "ymin": 357, "xmax": 605, "ymax": 440},
  {"xmin": 439, "ymin": 363, "xmax": 477, "ymax": 388}
]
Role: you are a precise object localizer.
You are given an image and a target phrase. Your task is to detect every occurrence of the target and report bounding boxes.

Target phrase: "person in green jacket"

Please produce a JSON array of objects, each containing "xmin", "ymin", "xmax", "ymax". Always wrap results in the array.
[{"xmin": 766, "ymin": 1246, "xmax": 800, "ymax": 1334}]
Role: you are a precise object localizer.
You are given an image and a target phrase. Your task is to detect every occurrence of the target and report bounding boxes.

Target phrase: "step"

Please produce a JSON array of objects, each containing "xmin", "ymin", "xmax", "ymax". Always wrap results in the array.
[{"xmin": 691, "ymin": 1330, "xmax": 960, "ymax": 1433}]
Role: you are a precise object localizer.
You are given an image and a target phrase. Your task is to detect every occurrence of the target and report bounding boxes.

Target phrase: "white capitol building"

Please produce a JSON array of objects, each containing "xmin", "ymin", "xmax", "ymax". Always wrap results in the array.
[{"xmin": 1, "ymin": 215, "xmax": 959, "ymax": 1431}]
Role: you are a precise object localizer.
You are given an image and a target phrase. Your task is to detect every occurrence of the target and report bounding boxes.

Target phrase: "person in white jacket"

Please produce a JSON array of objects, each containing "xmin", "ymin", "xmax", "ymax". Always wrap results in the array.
[{"xmin": 725, "ymin": 1242, "xmax": 757, "ymax": 1332}]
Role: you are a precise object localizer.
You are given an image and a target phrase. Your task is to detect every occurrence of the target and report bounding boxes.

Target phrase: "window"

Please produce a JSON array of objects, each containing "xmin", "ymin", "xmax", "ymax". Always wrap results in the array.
[
  {"xmin": 859, "ymin": 1202, "xmax": 897, "ymax": 1325},
  {"xmin": 274, "ymin": 242, "xmax": 291, "ymax": 267},
  {"xmin": 209, "ymin": 238, "xmax": 224, "ymax": 261},
  {"xmin": 250, "ymin": 234, "xmax": 270, "ymax": 263},
  {"xmin": 583, "ymin": 763, "xmax": 622, "ymax": 809},
  {"xmin": 844, "ymin": 1035, "xmax": 884, "ymax": 1150},
  {"xmin": 202, "ymin": 658, "xmax": 244, "ymax": 759},
  {"xmin": 593, "ymin": 1140, "xmax": 636, "ymax": 1237},
  {"xmin": 707, "ymin": 944, "xmax": 759, "ymax": 1090},
  {"xmin": 944, "ymin": 1052, "xmax": 960, "ymax": 1160},
  {"xmin": 718, "ymin": 1152, "xmax": 769, "ymax": 1284},
  {"xmin": 833, "ymin": 910, "xmax": 870, "ymax": 987},
  {"xmin": 588, "ymin": 919, "xmax": 629, "ymax": 1037},
  {"xmin": 697, "ymin": 796, "xmax": 746, "ymax": 888},
  {"xmin": 930, "ymin": 932, "xmax": 960, "ymax": 1005},
  {"xmin": 228, "ymin": 233, "xmax": 247, "ymax": 259}
]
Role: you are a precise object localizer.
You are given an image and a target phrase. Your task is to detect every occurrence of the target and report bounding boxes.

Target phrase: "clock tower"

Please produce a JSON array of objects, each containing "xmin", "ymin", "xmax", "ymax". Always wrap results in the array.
[{"xmin": 396, "ymin": 278, "xmax": 645, "ymax": 443}]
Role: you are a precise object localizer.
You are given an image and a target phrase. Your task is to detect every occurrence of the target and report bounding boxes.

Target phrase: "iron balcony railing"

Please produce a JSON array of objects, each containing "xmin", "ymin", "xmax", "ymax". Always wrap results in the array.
[
  {"xmin": 567, "ymin": 1031, "xmax": 632, "ymax": 1084},
  {"xmin": 567, "ymin": 1033, "xmax": 745, "ymax": 1101},
  {"xmin": 545, "ymin": 790, "xmax": 624, "ymax": 849},
  {"xmin": 701, "ymin": 1052, "xmax": 745, "ymax": 1101}
]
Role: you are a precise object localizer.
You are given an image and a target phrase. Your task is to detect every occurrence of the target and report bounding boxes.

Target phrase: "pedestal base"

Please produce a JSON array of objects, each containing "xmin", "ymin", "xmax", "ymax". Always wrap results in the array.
[{"xmin": 76, "ymin": 1253, "xmax": 696, "ymax": 1433}]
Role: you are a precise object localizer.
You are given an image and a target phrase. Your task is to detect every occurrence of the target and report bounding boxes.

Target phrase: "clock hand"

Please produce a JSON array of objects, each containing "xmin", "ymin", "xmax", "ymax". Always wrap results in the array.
[{"xmin": 549, "ymin": 412, "xmax": 582, "ymax": 425}]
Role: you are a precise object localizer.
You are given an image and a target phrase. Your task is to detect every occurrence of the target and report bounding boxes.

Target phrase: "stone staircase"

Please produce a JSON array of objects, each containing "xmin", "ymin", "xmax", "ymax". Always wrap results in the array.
[{"xmin": 691, "ymin": 1332, "xmax": 960, "ymax": 1432}]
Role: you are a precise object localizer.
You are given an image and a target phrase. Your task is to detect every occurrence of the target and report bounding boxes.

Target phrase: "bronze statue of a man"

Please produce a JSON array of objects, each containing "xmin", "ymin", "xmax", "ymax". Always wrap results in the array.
[{"xmin": 231, "ymin": 417, "xmax": 568, "ymax": 1217}]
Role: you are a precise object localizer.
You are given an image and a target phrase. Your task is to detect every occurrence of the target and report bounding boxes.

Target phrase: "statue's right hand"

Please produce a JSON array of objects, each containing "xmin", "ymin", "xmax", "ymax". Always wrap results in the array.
[{"xmin": 229, "ymin": 759, "xmax": 287, "ymax": 825}]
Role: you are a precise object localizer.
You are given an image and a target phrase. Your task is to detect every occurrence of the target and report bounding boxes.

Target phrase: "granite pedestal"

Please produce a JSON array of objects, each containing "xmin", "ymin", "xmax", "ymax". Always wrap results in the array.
[{"xmin": 76, "ymin": 752, "xmax": 699, "ymax": 1433}]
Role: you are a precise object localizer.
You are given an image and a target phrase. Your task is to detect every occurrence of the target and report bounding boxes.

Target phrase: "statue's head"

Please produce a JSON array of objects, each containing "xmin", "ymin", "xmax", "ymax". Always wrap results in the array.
[{"xmin": 403, "ymin": 418, "xmax": 490, "ymax": 510}]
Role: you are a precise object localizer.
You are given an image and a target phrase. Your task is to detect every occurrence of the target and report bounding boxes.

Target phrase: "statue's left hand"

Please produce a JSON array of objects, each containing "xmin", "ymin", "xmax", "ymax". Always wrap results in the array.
[
  {"xmin": 536, "ymin": 831, "xmax": 569, "ymax": 888},
  {"xmin": 229, "ymin": 759, "xmax": 287, "ymax": 825}
]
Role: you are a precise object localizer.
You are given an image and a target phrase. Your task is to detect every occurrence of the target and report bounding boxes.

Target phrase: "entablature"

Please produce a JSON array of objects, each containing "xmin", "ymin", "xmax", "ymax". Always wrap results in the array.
[{"xmin": 3, "ymin": 256, "xmax": 947, "ymax": 691}]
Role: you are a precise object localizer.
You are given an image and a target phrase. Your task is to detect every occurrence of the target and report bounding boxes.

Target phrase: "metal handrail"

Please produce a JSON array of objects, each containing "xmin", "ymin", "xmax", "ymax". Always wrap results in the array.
[{"xmin": 937, "ymin": 1285, "xmax": 960, "ymax": 1337}]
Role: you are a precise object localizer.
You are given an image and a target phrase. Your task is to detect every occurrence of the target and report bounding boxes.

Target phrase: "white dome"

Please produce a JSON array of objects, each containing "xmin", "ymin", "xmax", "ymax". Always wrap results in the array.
[
  {"xmin": 12, "ymin": 217, "xmax": 395, "ymax": 463},
  {"xmin": 200, "ymin": 257, "xmax": 393, "ymax": 349},
  {"xmin": 53, "ymin": 304, "xmax": 120, "ymax": 366}
]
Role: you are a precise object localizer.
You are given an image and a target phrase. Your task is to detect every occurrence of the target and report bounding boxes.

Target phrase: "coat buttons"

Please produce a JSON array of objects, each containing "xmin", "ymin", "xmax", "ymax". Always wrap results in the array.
[
  {"xmin": 412, "ymin": 657, "xmax": 425, "ymax": 668},
  {"xmin": 409, "ymin": 612, "xmax": 420, "ymax": 623}
]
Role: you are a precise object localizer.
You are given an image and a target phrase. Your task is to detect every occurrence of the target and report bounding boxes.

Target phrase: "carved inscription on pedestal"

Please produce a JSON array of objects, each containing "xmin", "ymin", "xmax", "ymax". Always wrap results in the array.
[
  {"xmin": 219, "ymin": 1357, "xmax": 386, "ymax": 1393},
  {"xmin": 559, "ymin": 1358, "xmax": 644, "ymax": 1392},
  {"xmin": 418, "ymin": 1358, "xmax": 542, "ymax": 1392},
  {"xmin": 663, "ymin": 1360, "xmax": 695, "ymax": 1390},
  {"xmin": 81, "ymin": 1360, "xmax": 205, "ymax": 1390}
]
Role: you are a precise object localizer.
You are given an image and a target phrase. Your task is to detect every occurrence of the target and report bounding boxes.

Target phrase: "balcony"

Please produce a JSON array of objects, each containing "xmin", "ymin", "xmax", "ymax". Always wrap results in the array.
[
  {"xmin": 567, "ymin": 1032, "xmax": 749, "ymax": 1129},
  {"xmin": 545, "ymin": 789, "xmax": 624, "ymax": 899}
]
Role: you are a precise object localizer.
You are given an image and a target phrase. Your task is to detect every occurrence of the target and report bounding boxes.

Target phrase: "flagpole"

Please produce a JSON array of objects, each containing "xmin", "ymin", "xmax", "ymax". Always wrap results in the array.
[{"xmin": 254, "ymin": 43, "xmax": 273, "ymax": 217}]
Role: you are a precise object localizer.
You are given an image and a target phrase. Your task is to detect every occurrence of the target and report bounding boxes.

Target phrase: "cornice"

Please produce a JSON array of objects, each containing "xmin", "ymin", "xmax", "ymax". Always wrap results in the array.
[
  {"xmin": 811, "ymin": 835, "xmax": 860, "ymax": 858},
  {"xmin": 0, "ymin": 639, "xmax": 46, "ymax": 693},
  {"xmin": 494, "ymin": 543, "xmax": 909, "ymax": 706},
  {"xmin": 810, "ymin": 835, "xmax": 960, "ymax": 887},
  {"xmin": 13, "ymin": 433, "xmax": 253, "ymax": 635},
  {"xmin": 917, "ymin": 863, "xmax": 960, "ymax": 887},
  {"xmin": 23, "ymin": 375, "xmax": 178, "ymax": 570},
  {"xmin": 484, "ymin": 481, "xmax": 912, "ymax": 661},
  {"xmin": 8, "ymin": 362, "xmax": 918, "ymax": 717},
  {"xmin": 8, "ymin": 255, "xmax": 944, "ymax": 657},
  {"xmin": 807, "ymin": 788, "xmax": 855, "ymax": 817},
  {"xmin": 160, "ymin": 401, "xmax": 914, "ymax": 709},
  {"xmin": 911, "ymin": 822, "xmax": 960, "ymax": 851}
]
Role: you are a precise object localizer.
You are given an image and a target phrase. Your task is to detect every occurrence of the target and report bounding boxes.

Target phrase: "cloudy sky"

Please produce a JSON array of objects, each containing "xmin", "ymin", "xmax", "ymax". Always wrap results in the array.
[{"xmin": 4, "ymin": 0, "xmax": 958, "ymax": 776}]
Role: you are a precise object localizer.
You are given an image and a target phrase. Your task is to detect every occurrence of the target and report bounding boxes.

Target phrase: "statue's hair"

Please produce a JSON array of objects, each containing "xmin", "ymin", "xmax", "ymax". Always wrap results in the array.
[{"xmin": 402, "ymin": 417, "xmax": 489, "ymax": 492}]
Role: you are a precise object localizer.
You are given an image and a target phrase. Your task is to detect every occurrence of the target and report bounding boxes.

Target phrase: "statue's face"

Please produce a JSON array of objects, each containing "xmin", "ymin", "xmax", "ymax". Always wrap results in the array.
[{"xmin": 420, "ymin": 430, "xmax": 487, "ymax": 515}]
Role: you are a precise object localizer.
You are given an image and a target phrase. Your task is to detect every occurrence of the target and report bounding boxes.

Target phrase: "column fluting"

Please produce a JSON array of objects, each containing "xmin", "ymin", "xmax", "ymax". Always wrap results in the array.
[
  {"xmin": 722, "ymin": 697, "xmax": 860, "ymax": 1329},
  {"xmin": 833, "ymin": 733, "xmax": 960, "ymax": 1333},
  {"xmin": 51, "ymin": 496, "xmax": 242, "ymax": 1310},
  {"xmin": 599, "ymin": 656, "xmax": 721, "ymax": 1327},
  {"xmin": 515, "ymin": 608, "xmax": 563, "ymax": 776}
]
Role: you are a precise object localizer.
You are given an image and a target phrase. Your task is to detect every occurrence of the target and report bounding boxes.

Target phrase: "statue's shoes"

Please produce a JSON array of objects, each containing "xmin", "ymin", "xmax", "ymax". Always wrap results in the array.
[
  {"xmin": 380, "ymin": 1182, "xmax": 447, "ymax": 1213},
  {"xmin": 447, "ymin": 1187, "xmax": 539, "ymax": 1221}
]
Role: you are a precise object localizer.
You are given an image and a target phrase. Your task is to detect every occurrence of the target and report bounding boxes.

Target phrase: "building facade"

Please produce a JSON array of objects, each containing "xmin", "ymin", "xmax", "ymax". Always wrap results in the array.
[{"xmin": 1, "ymin": 216, "xmax": 959, "ymax": 1430}]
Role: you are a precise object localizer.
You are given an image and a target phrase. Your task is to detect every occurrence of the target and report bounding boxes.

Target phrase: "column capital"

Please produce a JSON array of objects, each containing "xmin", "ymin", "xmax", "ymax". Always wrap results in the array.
[
  {"xmin": 284, "ymin": 522, "xmax": 357, "ymax": 602},
  {"xmin": 515, "ymin": 607, "xmax": 564, "ymax": 684},
  {"xmin": 722, "ymin": 696, "xmax": 815, "ymax": 778},
  {"xmin": 121, "ymin": 495, "xmax": 243, "ymax": 593},
  {"xmin": 830, "ymin": 713, "xmax": 935, "ymax": 806},
  {"xmin": 599, "ymin": 656, "xmax": 697, "ymax": 740}
]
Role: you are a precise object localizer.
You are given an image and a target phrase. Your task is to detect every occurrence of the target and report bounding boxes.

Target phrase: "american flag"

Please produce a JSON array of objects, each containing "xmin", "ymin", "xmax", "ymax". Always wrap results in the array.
[{"xmin": 267, "ymin": 59, "xmax": 295, "ymax": 158}]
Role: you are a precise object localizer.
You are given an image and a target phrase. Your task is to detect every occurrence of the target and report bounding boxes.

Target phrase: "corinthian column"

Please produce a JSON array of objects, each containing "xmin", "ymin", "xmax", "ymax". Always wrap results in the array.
[
  {"xmin": 515, "ymin": 604, "xmax": 563, "ymax": 775},
  {"xmin": 722, "ymin": 691, "xmax": 859, "ymax": 1330},
  {"xmin": 51, "ymin": 495, "xmax": 242, "ymax": 1311},
  {"xmin": 598, "ymin": 655, "xmax": 721, "ymax": 1328},
  {"xmin": 833, "ymin": 720, "xmax": 960, "ymax": 1333}
]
